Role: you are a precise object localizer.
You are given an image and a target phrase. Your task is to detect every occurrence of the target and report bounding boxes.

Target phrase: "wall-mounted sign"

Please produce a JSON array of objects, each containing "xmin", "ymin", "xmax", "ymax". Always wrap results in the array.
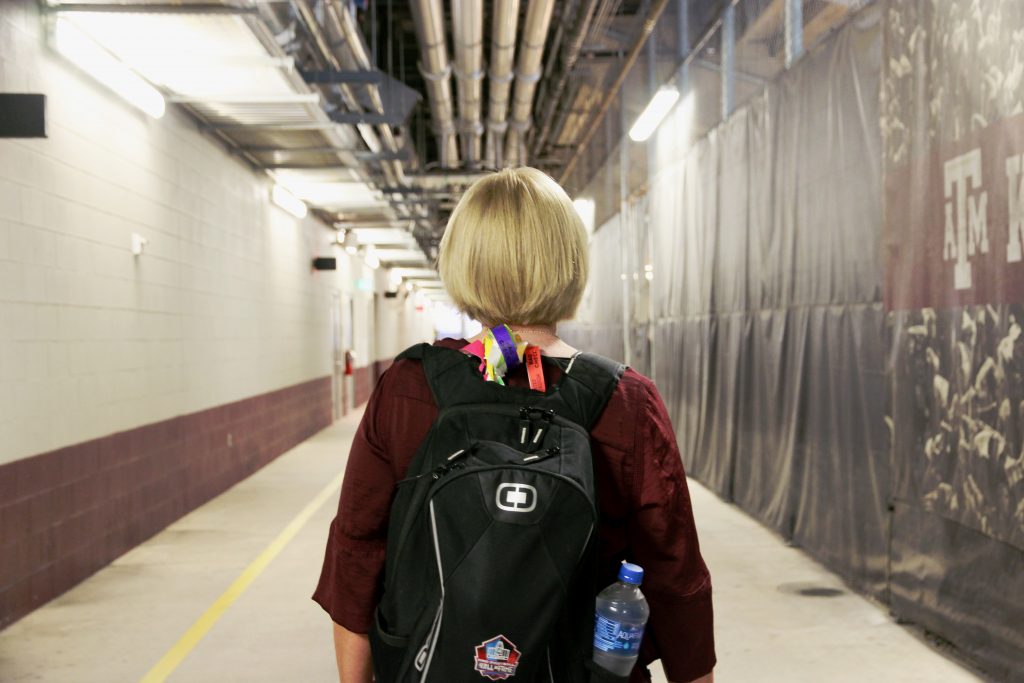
[{"xmin": 0, "ymin": 94, "xmax": 46, "ymax": 138}]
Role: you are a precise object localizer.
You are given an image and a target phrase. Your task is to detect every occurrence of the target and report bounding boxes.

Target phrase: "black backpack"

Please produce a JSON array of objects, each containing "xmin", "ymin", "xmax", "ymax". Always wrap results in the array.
[{"xmin": 369, "ymin": 343, "xmax": 626, "ymax": 683}]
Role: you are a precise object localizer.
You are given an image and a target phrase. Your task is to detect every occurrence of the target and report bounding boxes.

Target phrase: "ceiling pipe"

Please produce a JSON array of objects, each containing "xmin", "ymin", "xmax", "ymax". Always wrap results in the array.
[
  {"xmin": 285, "ymin": 0, "xmax": 398, "ymax": 189},
  {"xmin": 540, "ymin": 1, "xmax": 573, "ymax": 84},
  {"xmin": 503, "ymin": 0, "xmax": 555, "ymax": 167},
  {"xmin": 409, "ymin": 0, "xmax": 460, "ymax": 168},
  {"xmin": 547, "ymin": 81, "xmax": 581, "ymax": 153},
  {"xmin": 529, "ymin": 0, "xmax": 574, "ymax": 144},
  {"xmin": 324, "ymin": 0, "xmax": 410, "ymax": 186},
  {"xmin": 558, "ymin": 0, "xmax": 673, "ymax": 185},
  {"xmin": 248, "ymin": 4, "xmax": 371, "ymax": 165},
  {"xmin": 404, "ymin": 171, "xmax": 492, "ymax": 189},
  {"xmin": 533, "ymin": 0, "xmax": 600, "ymax": 155},
  {"xmin": 451, "ymin": 0, "xmax": 485, "ymax": 166},
  {"xmin": 484, "ymin": 0, "xmax": 520, "ymax": 168}
]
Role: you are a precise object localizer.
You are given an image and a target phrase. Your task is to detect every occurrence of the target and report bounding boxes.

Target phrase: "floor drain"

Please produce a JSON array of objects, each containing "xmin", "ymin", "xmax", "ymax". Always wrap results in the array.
[
  {"xmin": 796, "ymin": 587, "xmax": 844, "ymax": 597},
  {"xmin": 777, "ymin": 582, "xmax": 845, "ymax": 598}
]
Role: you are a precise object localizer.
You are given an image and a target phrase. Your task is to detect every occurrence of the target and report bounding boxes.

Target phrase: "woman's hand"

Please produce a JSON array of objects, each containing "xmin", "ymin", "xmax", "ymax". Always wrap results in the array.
[
  {"xmin": 673, "ymin": 672, "xmax": 714, "ymax": 683},
  {"xmin": 332, "ymin": 622, "xmax": 373, "ymax": 683}
]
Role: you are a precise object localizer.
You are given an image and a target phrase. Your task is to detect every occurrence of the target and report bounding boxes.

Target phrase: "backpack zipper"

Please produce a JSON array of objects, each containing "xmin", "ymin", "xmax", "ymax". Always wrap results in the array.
[
  {"xmin": 397, "ymin": 449, "xmax": 469, "ymax": 486},
  {"xmin": 436, "ymin": 403, "xmax": 589, "ymax": 439},
  {"xmin": 392, "ymin": 452, "xmax": 595, "ymax": 681},
  {"xmin": 416, "ymin": 500, "xmax": 445, "ymax": 681},
  {"xmin": 416, "ymin": 477, "xmax": 586, "ymax": 683},
  {"xmin": 388, "ymin": 442, "xmax": 561, "ymax": 598}
]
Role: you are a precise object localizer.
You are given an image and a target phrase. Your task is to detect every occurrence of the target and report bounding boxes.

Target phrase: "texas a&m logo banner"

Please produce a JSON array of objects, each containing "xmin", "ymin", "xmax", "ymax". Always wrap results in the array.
[{"xmin": 885, "ymin": 113, "xmax": 1024, "ymax": 310}]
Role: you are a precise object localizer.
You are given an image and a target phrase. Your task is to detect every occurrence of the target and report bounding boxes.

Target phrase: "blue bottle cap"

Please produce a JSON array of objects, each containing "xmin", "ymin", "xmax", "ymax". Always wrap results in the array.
[{"xmin": 618, "ymin": 562, "xmax": 644, "ymax": 585}]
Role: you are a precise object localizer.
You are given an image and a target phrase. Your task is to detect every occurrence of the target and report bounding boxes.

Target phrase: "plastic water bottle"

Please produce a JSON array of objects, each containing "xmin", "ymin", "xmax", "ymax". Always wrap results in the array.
[{"xmin": 593, "ymin": 562, "xmax": 650, "ymax": 677}]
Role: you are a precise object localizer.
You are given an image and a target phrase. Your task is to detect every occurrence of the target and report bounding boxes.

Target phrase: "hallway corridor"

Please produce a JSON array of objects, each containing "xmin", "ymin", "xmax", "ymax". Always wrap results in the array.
[{"xmin": 0, "ymin": 413, "xmax": 982, "ymax": 683}]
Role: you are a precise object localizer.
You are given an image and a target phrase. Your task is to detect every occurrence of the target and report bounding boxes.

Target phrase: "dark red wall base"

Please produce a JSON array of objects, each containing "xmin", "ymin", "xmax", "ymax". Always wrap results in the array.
[
  {"xmin": 374, "ymin": 358, "xmax": 394, "ymax": 381},
  {"xmin": 0, "ymin": 377, "xmax": 333, "ymax": 630},
  {"xmin": 353, "ymin": 365, "xmax": 372, "ymax": 407},
  {"xmin": 351, "ymin": 360, "xmax": 394, "ymax": 407}
]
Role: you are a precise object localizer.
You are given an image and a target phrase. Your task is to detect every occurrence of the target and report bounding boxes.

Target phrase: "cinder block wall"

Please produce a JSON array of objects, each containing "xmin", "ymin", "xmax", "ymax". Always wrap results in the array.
[{"xmin": 0, "ymin": 0, "xmax": 432, "ymax": 628}]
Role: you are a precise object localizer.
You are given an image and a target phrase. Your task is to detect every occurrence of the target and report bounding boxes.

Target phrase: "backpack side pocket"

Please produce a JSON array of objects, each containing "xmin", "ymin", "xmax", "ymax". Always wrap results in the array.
[{"xmin": 369, "ymin": 608, "xmax": 409, "ymax": 682}]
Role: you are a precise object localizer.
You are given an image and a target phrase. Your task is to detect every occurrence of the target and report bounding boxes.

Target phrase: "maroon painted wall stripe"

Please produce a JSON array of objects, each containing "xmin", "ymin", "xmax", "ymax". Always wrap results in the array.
[
  {"xmin": 353, "ymin": 365, "xmax": 372, "ymax": 407},
  {"xmin": 0, "ymin": 376, "xmax": 333, "ymax": 630},
  {"xmin": 374, "ymin": 358, "xmax": 394, "ymax": 382}
]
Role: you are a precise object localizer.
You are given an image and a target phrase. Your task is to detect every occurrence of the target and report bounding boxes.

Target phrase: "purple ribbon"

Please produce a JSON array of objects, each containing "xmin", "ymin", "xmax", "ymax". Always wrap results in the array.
[{"xmin": 491, "ymin": 325, "xmax": 521, "ymax": 371}]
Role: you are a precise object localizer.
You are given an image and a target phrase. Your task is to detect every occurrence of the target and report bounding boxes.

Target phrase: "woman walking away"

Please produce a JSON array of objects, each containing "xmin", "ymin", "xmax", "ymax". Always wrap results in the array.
[{"xmin": 314, "ymin": 167, "xmax": 715, "ymax": 683}]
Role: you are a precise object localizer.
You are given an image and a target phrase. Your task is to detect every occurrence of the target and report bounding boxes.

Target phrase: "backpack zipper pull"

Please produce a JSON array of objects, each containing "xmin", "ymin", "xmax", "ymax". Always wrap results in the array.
[
  {"xmin": 415, "ymin": 644, "xmax": 429, "ymax": 671},
  {"xmin": 523, "ymin": 445, "xmax": 560, "ymax": 464},
  {"xmin": 530, "ymin": 411, "xmax": 554, "ymax": 448},
  {"xmin": 431, "ymin": 449, "xmax": 468, "ymax": 479},
  {"xmin": 519, "ymin": 407, "xmax": 531, "ymax": 445}
]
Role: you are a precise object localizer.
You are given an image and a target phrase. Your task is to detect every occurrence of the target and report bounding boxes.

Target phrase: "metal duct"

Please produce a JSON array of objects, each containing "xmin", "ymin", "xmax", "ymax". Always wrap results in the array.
[
  {"xmin": 503, "ymin": 0, "xmax": 555, "ymax": 166},
  {"xmin": 452, "ymin": 0, "xmax": 484, "ymax": 165},
  {"xmin": 558, "ymin": 0, "xmax": 673, "ymax": 184},
  {"xmin": 324, "ymin": 0, "xmax": 409, "ymax": 185},
  {"xmin": 410, "ymin": 0, "xmax": 460, "ymax": 168},
  {"xmin": 286, "ymin": 0, "xmax": 398, "ymax": 188},
  {"xmin": 533, "ymin": 0, "xmax": 600, "ymax": 156},
  {"xmin": 405, "ymin": 171, "xmax": 491, "ymax": 189},
  {"xmin": 530, "ymin": 0, "xmax": 574, "ymax": 131},
  {"xmin": 484, "ymin": 0, "xmax": 520, "ymax": 168}
]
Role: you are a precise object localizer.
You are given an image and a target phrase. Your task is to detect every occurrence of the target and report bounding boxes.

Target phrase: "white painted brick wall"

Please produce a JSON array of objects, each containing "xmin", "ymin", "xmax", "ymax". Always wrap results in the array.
[{"xmin": 0, "ymin": 0, "xmax": 434, "ymax": 464}]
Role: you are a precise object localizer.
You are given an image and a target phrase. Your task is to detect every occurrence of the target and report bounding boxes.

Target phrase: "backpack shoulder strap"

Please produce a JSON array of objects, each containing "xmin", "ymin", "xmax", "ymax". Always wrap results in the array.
[
  {"xmin": 554, "ymin": 352, "xmax": 626, "ymax": 430},
  {"xmin": 396, "ymin": 343, "xmax": 626, "ymax": 424},
  {"xmin": 395, "ymin": 342, "xmax": 492, "ymax": 410},
  {"xmin": 395, "ymin": 342, "xmax": 428, "ymax": 362}
]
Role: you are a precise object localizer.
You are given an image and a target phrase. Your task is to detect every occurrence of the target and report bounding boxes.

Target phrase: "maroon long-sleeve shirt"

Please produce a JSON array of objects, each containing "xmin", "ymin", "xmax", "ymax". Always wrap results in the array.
[{"xmin": 313, "ymin": 339, "xmax": 716, "ymax": 682}]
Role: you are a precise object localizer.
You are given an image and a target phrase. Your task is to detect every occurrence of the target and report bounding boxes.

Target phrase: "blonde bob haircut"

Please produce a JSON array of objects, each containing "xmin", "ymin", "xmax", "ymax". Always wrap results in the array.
[{"xmin": 438, "ymin": 167, "xmax": 589, "ymax": 327}]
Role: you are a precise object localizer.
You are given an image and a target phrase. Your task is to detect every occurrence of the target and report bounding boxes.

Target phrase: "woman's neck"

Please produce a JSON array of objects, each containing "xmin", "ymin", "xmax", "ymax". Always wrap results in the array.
[{"xmin": 471, "ymin": 323, "xmax": 578, "ymax": 358}]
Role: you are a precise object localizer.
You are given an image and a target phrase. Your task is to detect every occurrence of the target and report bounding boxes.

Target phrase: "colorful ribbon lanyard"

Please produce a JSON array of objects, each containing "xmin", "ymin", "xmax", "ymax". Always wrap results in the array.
[{"xmin": 462, "ymin": 325, "xmax": 546, "ymax": 392}]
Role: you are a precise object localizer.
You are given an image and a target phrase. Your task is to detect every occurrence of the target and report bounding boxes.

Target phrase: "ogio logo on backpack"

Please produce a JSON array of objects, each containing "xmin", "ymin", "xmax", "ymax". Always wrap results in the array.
[{"xmin": 496, "ymin": 483, "xmax": 537, "ymax": 512}]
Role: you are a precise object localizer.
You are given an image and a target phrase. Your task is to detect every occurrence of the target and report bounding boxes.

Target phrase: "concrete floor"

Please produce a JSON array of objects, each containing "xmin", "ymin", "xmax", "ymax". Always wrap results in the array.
[{"xmin": 0, "ymin": 411, "xmax": 983, "ymax": 683}]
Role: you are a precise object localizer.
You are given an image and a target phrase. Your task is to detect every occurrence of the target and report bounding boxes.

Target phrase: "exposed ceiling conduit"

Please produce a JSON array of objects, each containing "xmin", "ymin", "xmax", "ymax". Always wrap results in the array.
[
  {"xmin": 405, "ymin": 171, "xmax": 492, "ymax": 189},
  {"xmin": 503, "ymin": 0, "xmax": 555, "ymax": 167},
  {"xmin": 451, "ymin": 0, "xmax": 484, "ymax": 166},
  {"xmin": 528, "ymin": 1, "xmax": 570, "ymax": 150},
  {"xmin": 558, "ymin": 0, "xmax": 673, "ymax": 184},
  {"xmin": 409, "ymin": 0, "xmax": 460, "ymax": 168},
  {"xmin": 285, "ymin": 0, "xmax": 398, "ymax": 190},
  {"xmin": 238, "ymin": 11, "xmax": 360, "ymax": 171},
  {"xmin": 484, "ymin": 0, "xmax": 520, "ymax": 168},
  {"xmin": 532, "ymin": 0, "xmax": 600, "ymax": 156},
  {"xmin": 324, "ymin": 0, "xmax": 412, "ymax": 188}
]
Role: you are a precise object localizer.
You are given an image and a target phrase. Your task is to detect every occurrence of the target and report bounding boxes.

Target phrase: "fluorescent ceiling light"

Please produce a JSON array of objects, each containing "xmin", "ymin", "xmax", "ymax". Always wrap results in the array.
[
  {"xmin": 362, "ymin": 245, "xmax": 381, "ymax": 270},
  {"xmin": 350, "ymin": 228, "xmax": 417, "ymax": 247},
  {"xmin": 54, "ymin": 17, "xmax": 165, "ymax": 119},
  {"xmin": 272, "ymin": 184, "xmax": 307, "ymax": 219},
  {"xmin": 274, "ymin": 178, "xmax": 385, "ymax": 211},
  {"xmin": 60, "ymin": 13, "xmax": 300, "ymax": 103},
  {"xmin": 629, "ymin": 85, "xmax": 680, "ymax": 142},
  {"xmin": 375, "ymin": 248, "xmax": 428, "ymax": 263},
  {"xmin": 337, "ymin": 229, "xmax": 360, "ymax": 254},
  {"xmin": 391, "ymin": 268, "xmax": 439, "ymax": 279},
  {"xmin": 573, "ymin": 197, "xmax": 595, "ymax": 235}
]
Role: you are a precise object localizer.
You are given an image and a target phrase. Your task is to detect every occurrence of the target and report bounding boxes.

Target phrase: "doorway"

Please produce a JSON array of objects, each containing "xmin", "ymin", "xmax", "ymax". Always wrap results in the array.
[{"xmin": 330, "ymin": 290, "xmax": 344, "ymax": 420}]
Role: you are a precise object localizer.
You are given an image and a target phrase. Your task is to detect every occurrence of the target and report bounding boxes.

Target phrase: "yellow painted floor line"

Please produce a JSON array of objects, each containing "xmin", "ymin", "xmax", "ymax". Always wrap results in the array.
[{"xmin": 138, "ymin": 471, "xmax": 344, "ymax": 683}]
